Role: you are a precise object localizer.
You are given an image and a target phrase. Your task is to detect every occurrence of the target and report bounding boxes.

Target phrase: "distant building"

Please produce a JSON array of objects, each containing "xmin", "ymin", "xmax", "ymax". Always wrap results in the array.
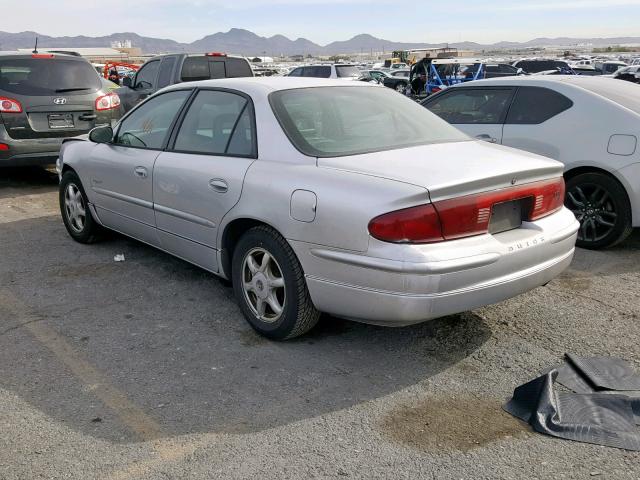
[
  {"xmin": 111, "ymin": 40, "xmax": 132, "ymax": 49},
  {"xmin": 251, "ymin": 56, "xmax": 274, "ymax": 63}
]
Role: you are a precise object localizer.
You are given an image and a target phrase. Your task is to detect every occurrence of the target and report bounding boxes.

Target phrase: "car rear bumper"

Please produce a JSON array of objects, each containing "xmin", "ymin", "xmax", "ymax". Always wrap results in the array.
[
  {"xmin": 0, "ymin": 125, "xmax": 63, "ymax": 166},
  {"xmin": 291, "ymin": 207, "xmax": 579, "ymax": 326}
]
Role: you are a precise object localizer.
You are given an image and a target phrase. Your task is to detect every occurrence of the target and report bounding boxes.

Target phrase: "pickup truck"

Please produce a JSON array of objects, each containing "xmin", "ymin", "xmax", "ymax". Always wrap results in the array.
[{"xmin": 116, "ymin": 52, "xmax": 254, "ymax": 113}]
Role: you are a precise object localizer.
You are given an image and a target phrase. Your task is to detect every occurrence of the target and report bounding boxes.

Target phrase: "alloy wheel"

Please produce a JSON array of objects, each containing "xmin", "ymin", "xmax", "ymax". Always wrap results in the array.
[
  {"xmin": 565, "ymin": 183, "xmax": 617, "ymax": 243},
  {"xmin": 241, "ymin": 247, "xmax": 286, "ymax": 323},
  {"xmin": 64, "ymin": 183, "xmax": 86, "ymax": 233}
]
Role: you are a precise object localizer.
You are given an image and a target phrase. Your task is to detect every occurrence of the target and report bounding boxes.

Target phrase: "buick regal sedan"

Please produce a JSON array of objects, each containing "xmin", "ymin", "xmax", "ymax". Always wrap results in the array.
[{"xmin": 58, "ymin": 78, "xmax": 579, "ymax": 340}]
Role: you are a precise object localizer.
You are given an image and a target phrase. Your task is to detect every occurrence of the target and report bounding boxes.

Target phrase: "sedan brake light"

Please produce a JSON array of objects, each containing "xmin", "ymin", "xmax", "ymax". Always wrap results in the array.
[
  {"xmin": 95, "ymin": 92, "xmax": 121, "ymax": 111},
  {"xmin": 0, "ymin": 96, "xmax": 23, "ymax": 113},
  {"xmin": 368, "ymin": 177, "xmax": 565, "ymax": 244},
  {"xmin": 368, "ymin": 204, "xmax": 444, "ymax": 243}
]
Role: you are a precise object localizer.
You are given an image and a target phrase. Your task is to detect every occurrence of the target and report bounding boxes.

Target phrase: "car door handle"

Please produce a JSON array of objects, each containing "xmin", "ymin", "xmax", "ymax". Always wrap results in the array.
[
  {"xmin": 208, "ymin": 179, "xmax": 228, "ymax": 193},
  {"xmin": 134, "ymin": 166, "xmax": 148, "ymax": 178},
  {"xmin": 476, "ymin": 134, "xmax": 498, "ymax": 143}
]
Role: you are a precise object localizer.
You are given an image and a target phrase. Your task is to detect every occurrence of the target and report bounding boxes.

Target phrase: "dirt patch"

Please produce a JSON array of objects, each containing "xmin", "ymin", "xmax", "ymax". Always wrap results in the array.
[
  {"xmin": 554, "ymin": 269, "xmax": 593, "ymax": 292},
  {"xmin": 380, "ymin": 395, "xmax": 530, "ymax": 453}
]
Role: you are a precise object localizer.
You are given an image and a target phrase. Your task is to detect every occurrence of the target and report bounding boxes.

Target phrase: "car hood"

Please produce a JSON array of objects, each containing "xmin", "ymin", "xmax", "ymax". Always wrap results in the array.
[{"xmin": 317, "ymin": 140, "xmax": 564, "ymax": 202}]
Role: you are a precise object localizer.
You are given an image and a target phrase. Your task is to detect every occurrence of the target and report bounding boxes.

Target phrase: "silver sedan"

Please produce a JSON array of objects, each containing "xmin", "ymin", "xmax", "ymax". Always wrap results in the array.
[{"xmin": 58, "ymin": 78, "xmax": 579, "ymax": 339}]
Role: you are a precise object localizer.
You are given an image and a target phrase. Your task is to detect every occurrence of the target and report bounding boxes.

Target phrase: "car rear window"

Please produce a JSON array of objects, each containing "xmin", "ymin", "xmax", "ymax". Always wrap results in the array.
[
  {"xmin": 180, "ymin": 56, "xmax": 252, "ymax": 82},
  {"xmin": 225, "ymin": 57, "xmax": 252, "ymax": 77},
  {"xmin": 515, "ymin": 60, "xmax": 570, "ymax": 73},
  {"xmin": 270, "ymin": 86, "xmax": 468, "ymax": 157},
  {"xmin": 0, "ymin": 57, "xmax": 101, "ymax": 96}
]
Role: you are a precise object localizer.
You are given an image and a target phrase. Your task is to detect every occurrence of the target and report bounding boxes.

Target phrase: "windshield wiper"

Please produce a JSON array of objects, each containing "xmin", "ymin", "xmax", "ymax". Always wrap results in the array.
[{"xmin": 55, "ymin": 87, "xmax": 93, "ymax": 93}]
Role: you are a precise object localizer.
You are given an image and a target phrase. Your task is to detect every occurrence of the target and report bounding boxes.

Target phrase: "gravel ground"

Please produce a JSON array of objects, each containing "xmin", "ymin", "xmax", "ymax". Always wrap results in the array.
[{"xmin": 0, "ymin": 167, "xmax": 639, "ymax": 480}]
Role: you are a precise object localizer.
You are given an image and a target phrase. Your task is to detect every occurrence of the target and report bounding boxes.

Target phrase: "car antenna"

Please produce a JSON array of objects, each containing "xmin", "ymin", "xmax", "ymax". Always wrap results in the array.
[{"xmin": 32, "ymin": 37, "xmax": 38, "ymax": 54}]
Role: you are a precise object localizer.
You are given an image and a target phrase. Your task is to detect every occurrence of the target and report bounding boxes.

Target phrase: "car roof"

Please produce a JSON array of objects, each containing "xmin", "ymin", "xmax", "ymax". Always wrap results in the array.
[
  {"xmin": 459, "ymin": 75, "xmax": 622, "ymax": 89},
  {"xmin": 0, "ymin": 52, "xmax": 87, "ymax": 61},
  {"xmin": 453, "ymin": 75, "xmax": 640, "ymax": 114},
  {"xmin": 165, "ymin": 76, "xmax": 376, "ymax": 94}
]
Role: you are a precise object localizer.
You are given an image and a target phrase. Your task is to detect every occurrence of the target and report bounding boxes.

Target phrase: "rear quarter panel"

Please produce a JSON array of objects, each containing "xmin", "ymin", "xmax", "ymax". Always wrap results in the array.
[{"xmin": 220, "ymin": 159, "xmax": 429, "ymax": 253}]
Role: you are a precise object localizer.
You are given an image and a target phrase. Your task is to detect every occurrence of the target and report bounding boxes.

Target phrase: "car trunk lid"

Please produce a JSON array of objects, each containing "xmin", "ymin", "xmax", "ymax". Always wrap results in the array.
[{"xmin": 317, "ymin": 140, "xmax": 563, "ymax": 202}]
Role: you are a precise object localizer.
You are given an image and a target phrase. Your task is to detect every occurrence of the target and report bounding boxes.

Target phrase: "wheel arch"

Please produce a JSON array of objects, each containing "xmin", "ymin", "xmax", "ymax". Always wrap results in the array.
[
  {"xmin": 564, "ymin": 165, "xmax": 636, "ymax": 224},
  {"xmin": 219, "ymin": 217, "xmax": 281, "ymax": 280},
  {"xmin": 61, "ymin": 164, "xmax": 77, "ymax": 175}
]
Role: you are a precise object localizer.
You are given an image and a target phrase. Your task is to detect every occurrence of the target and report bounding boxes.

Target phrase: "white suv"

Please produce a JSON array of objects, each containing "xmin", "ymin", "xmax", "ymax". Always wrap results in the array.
[{"xmin": 287, "ymin": 64, "xmax": 361, "ymax": 80}]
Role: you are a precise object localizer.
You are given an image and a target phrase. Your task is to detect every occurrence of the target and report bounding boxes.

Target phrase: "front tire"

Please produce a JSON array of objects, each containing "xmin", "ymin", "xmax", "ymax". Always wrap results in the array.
[
  {"xmin": 565, "ymin": 172, "xmax": 632, "ymax": 249},
  {"xmin": 231, "ymin": 226, "xmax": 320, "ymax": 340},
  {"xmin": 59, "ymin": 170, "xmax": 101, "ymax": 244},
  {"xmin": 395, "ymin": 82, "xmax": 407, "ymax": 93}
]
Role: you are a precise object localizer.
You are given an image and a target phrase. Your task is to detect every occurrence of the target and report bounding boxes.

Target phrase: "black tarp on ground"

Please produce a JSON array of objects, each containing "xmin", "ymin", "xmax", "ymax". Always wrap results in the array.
[{"xmin": 504, "ymin": 355, "xmax": 640, "ymax": 451}]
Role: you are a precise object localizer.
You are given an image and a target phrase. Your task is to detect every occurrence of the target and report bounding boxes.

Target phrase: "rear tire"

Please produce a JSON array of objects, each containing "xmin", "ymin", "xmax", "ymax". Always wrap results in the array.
[
  {"xmin": 565, "ymin": 172, "xmax": 632, "ymax": 249},
  {"xmin": 231, "ymin": 226, "xmax": 320, "ymax": 340},
  {"xmin": 59, "ymin": 170, "xmax": 102, "ymax": 244},
  {"xmin": 395, "ymin": 82, "xmax": 407, "ymax": 93}
]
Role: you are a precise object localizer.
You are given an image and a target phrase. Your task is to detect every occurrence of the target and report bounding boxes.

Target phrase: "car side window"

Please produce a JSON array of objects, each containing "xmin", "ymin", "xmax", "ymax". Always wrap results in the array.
[
  {"xmin": 316, "ymin": 66, "xmax": 331, "ymax": 78},
  {"xmin": 505, "ymin": 87, "xmax": 573, "ymax": 125},
  {"xmin": 425, "ymin": 89, "xmax": 514, "ymax": 124},
  {"xmin": 157, "ymin": 57, "xmax": 177, "ymax": 89},
  {"xmin": 173, "ymin": 90, "xmax": 255, "ymax": 157},
  {"xmin": 289, "ymin": 68, "xmax": 303, "ymax": 77},
  {"xmin": 134, "ymin": 60, "xmax": 160, "ymax": 90},
  {"xmin": 114, "ymin": 90, "xmax": 191, "ymax": 149}
]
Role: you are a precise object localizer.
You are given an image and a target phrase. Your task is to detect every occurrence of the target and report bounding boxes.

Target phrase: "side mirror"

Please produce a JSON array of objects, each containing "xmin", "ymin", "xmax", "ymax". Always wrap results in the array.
[
  {"xmin": 89, "ymin": 125, "xmax": 114, "ymax": 144},
  {"xmin": 122, "ymin": 76, "xmax": 132, "ymax": 88},
  {"xmin": 516, "ymin": 68, "xmax": 524, "ymax": 75}
]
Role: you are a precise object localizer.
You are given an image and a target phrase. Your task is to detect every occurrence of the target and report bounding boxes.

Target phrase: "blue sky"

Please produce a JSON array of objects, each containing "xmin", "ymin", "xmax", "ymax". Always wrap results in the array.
[{"xmin": 6, "ymin": 0, "xmax": 640, "ymax": 44}]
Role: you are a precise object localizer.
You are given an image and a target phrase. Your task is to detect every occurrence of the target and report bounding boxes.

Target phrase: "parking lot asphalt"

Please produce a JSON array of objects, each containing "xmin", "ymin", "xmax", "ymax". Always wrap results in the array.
[{"xmin": 0, "ymin": 167, "xmax": 639, "ymax": 480}]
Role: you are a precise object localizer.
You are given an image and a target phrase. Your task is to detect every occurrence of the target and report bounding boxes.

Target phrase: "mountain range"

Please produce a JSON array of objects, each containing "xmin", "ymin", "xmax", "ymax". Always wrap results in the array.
[{"xmin": 1, "ymin": 29, "xmax": 639, "ymax": 56}]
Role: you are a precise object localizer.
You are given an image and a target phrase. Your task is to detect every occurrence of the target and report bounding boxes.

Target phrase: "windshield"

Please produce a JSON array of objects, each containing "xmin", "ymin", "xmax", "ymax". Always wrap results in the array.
[
  {"xmin": 270, "ymin": 86, "xmax": 468, "ymax": 157},
  {"xmin": 0, "ymin": 58, "xmax": 102, "ymax": 96},
  {"xmin": 335, "ymin": 65, "xmax": 360, "ymax": 78}
]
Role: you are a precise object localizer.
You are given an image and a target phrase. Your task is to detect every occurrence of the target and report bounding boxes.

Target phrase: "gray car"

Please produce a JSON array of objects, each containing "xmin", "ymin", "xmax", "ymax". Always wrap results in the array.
[
  {"xmin": 0, "ymin": 53, "xmax": 122, "ymax": 166},
  {"xmin": 57, "ymin": 78, "xmax": 578, "ymax": 340}
]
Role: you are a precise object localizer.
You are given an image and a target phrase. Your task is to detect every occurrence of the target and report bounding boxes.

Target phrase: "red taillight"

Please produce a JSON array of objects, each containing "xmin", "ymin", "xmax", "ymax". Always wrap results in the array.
[
  {"xmin": 0, "ymin": 143, "xmax": 9, "ymax": 151},
  {"xmin": 0, "ymin": 96, "xmax": 22, "ymax": 113},
  {"xmin": 529, "ymin": 178, "xmax": 566, "ymax": 220},
  {"xmin": 368, "ymin": 204, "xmax": 444, "ymax": 243},
  {"xmin": 31, "ymin": 54, "xmax": 54, "ymax": 59},
  {"xmin": 206, "ymin": 52, "xmax": 227, "ymax": 57},
  {"xmin": 369, "ymin": 178, "xmax": 565, "ymax": 244},
  {"xmin": 95, "ymin": 92, "xmax": 121, "ymax": 111}
]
